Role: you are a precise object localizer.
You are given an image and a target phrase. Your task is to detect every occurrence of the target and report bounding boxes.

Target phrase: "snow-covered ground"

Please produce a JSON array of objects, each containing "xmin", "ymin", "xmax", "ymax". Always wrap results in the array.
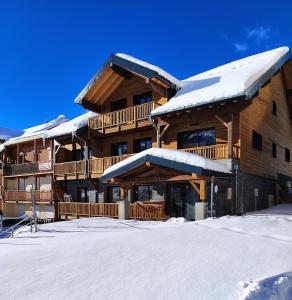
[{"xmin": 0, "ymin": 205, "xmax": 292, "ymax": 300}]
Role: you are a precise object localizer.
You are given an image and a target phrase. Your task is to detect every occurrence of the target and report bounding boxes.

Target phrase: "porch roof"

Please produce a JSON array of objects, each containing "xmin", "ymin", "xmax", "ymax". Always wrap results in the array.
[{"xmin": 100, "ymin": 148, "xmax": 232, "ymax": 183}]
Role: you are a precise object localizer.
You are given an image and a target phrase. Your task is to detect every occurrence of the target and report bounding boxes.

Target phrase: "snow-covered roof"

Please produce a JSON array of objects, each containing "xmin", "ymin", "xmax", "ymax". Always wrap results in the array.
[
  {"xmin": 3, "ymin": 115, "xmax": 67, "ymax": 146},
  {"xmin": 75, "ymin": 53, "xmax": 181, "ymax": 104},
  {"xmin": 101, "ymin": 148, "xmax": 231, "ymax": 181},
  {"xmin": 0, "ymin": 127, "xmax": 23, "ymax": 142},
  {"xmin": 151, "ymin": 46, "xmax": 291, "ymax": 116},
  {"xmin": 115, "ymin": 53, "xmax": 181, "ymax": 88},
  {"xmin": 44, "ymin": 111, "xmax": 97, "ymax": 139}
]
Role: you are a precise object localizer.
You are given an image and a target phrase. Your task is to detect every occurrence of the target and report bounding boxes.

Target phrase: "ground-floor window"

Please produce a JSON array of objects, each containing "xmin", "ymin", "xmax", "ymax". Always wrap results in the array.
[
  {"xmin": 134, "ymin": 184, "xmax": 164, "ymax": 202},
  {"xmin": 108, "ymin": 186, "xmax": 120, "ymax": 203},
  {"xmin": 77, "ymin": 187, "xmax": 89, "ymax": 202}
]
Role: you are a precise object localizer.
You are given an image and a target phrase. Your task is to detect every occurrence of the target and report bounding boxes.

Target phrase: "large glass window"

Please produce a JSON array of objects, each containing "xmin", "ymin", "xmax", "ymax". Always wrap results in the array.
[
  {"xmin": 135, "ymin": 185, "xmax": 163, "ymax": 202},
  {"xmin": 72, "ymin": 149, "xmax": 84, "ymax": 161},
  {"xmin": 108, "ymin": 186, "xmax": 120, "ymax": 203},
  {"xmin": 134, "ymin": 138, "xmax": 152, "ymax": 153},
  {"xmin": 133, "ymin": 92, "xmax": 152, "ymax": 106},
  {"xmin": 177, "ymin": 128, "xmax": 216, "ymax": 149},
  {"xmin": 285, "ymin": 148, "xmax": 290, "ymax": 162},
  {"xmin": 110, "ymin": 98, "xmax": 127, "ymax": 112},
  {"xmin": 111, "ymin": 142, "xmax": 128, "ymax": 156}
]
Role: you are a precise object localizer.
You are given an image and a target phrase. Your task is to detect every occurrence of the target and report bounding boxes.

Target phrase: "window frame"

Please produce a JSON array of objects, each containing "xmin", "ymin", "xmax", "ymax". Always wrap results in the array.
[
  {"xmin": 252, "ymin": 130, "xmax": 262, "ymax": 151},
  {"xmin": 133, "ymin": 137, "xmax": 152, "ymax": 153},
  {"xmin": 133, "ymin": 92, "xmax": 152, "ymax": 106},
  {"xmin": 177, "ymin": 127, "xmax": 216, "ymax": 149},
  {"xmin": 285, "ymin": 148, "xmax": 290, "ymax": 162}
]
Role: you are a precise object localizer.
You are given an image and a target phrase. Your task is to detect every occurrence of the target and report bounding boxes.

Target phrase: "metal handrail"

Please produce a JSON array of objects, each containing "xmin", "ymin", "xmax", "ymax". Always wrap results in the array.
[{"xmin": 0, "ymin": 215, "xmax": 36, "ymax": 238}]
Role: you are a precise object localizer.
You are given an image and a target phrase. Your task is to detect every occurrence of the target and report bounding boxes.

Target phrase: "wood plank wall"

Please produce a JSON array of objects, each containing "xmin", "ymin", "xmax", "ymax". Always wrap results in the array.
[{"xmin": 239, "ymin": 70, "xmax": 292, "ymax": 178}]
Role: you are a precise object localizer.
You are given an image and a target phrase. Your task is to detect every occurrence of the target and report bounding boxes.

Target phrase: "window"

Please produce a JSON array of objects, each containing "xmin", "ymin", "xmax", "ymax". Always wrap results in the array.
[
  {"xmin": 133, "ymin": 92, "xmax": 152, "ymax": 106},
  {"xmin": 252, "ymin": 130, "xmax": 262, "ymax": 151},
  {"xmin": 110, "ymin": 98, "xmax": 127, "ymax": 112},
  {"xmin": 177, "ymin": 128, "xmax": 216, "ymax": 149},
  {"xmin": 272, "ymin": 143, "xmax": 277, "ymax": 158},
  {"xmin": 78, "ymin": 187, "xmax": 88, "ymax": 202},
  {"xmin": 135, "ymin": 185, "xmax": 154, "ymax": 202},
  {"xmin": 111, "ymin": 142, "xmax": 128, "ymax": 156},
  {"xmin": 134, "ymin": 138, "xmax": 152, "ymax": 153},
  {"xmin": 273, "ymin": 101, "xmax": 277, "ymax": 116},
  {"xmin": 285, "ymin": 148, "xmax": 290, "ymax": 162},
  {"xmin": 108, "ymin": 186, "xmax": 120, "ymax": 203}
]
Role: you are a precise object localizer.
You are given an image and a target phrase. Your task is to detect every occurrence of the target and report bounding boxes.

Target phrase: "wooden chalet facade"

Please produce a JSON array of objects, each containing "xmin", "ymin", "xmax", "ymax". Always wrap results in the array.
[{"xmin": 1, "ymin": 46, "xmax": 292, "ymax": 222}]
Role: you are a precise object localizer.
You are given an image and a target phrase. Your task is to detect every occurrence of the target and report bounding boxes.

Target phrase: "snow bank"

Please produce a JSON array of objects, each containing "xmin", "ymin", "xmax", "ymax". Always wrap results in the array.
[
  {"xmin": 240, "ymin": 272, "xmax": 292, "ymax": 300},
  {"xmin": 0, "ymin": 205, "xmax": 292, "ymax": 299},
  {"xmin": 116, "ymin": 53, "xmax": 181, "ymax": 88},
  {"xmin": 102, "ymin": 147, "xmax": 231, "ymax": 177},
  {"xmin": 44, "ymin": 111, "xmax": 97, "ymax": 139},
  {"xmin": 152, "ymin": 46, "xmax": 290, "ymax": 116}
]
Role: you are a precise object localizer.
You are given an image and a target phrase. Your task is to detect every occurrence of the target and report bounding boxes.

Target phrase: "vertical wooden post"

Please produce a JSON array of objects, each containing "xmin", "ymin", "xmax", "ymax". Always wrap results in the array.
[
  {"xmin": 227, "ymin": 114, "xmax": 233, "ymax": 159},
  {"xmin": 34, "ymin": 139, "xmax": 37, "ymax": 162},
  {"xmin": 16, "ymin": 144, "xmax": 20, "ymax": 164}
]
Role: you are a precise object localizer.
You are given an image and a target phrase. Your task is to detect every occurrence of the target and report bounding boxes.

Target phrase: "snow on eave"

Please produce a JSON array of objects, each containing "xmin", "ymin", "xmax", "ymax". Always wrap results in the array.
[
  {"xmin": 0, "ymin": 127, "xmax": 23, "ymax": 142},
  {"xmin": 151, "ymin": 46, "xmax": 291, "ymax": 117},
  {"xmin": 74, "ymin": 53, "xmax": 181, "ymax": 105},
  {"xmin": 101, "ymin": 148, "xmax": 231, "ymax": 182},
  {"xmin": 3, "ymin": 115, "xmax": 68, "ymax": 147},
  {"xmin": 44, "ymin": 111, "xmax": 98, "ymax": 139}
]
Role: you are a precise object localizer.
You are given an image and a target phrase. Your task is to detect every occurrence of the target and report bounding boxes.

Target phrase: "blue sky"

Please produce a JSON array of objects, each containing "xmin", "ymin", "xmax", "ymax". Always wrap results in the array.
[{"xmin": 1, "ymin": 0, "xmax": 292, "ymax": 129}]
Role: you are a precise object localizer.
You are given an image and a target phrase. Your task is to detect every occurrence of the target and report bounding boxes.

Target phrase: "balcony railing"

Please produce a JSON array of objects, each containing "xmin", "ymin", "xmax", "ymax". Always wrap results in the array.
[
  {"xmin": 4, "ymin": 190, "xmax": 54, "ymax": 203},
  {"xmin": 54, "ymin": 154, "xmax": 133, "ymax": 178},
  {"xmin": 4, "ymin": 160, "xmax": 52, "ymax": 176},
  {"xmin": 183, "ymin": 144, "xmax": 240, "ymax": 160},
  {"xmin": 89, "ymin": 102, "xmax": 159, "ymax": 131},
  {"xmin": 58, "ymin": 202, "xmax": 119, "ymax": 219},
  {"xmin": 54, "ymin": 145, "xmax": 240, "ymax": 179}
]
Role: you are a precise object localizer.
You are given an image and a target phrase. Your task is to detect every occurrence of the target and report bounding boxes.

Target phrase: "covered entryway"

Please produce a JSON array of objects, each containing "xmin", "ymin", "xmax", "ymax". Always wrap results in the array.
[{"xmin": 100, "ymin": 148, "xmax": 232, "ymax": 221}]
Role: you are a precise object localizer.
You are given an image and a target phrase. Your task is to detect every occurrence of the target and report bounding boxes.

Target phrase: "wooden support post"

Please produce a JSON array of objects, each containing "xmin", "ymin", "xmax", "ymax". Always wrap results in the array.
[
  {"xmin": 16, "ymin": 144, "xmax": 20, "ymax": 164},
  {"xmin": 227, "ymin": 113, "xmax": 233, "ymax": 159},
  {"xmin": 33, "ymin": 139, "xmax": 37, "ymax": 162},
  {"xmin": 199, "ymin": 180, "xmax": 206, "ymax": 201}
]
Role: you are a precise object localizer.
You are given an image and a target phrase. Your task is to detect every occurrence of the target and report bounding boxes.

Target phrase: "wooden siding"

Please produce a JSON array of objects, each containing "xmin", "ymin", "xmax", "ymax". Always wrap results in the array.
[{"xmin": 239, "ymin": 70, "xmax": 292, "ymax": 178}]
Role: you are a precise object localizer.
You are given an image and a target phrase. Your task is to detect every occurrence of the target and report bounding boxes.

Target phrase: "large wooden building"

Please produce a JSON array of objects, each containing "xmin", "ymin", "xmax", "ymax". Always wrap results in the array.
[{"xmin": 1, "ymin": 46, "xmax": 292, "ymax": 221}]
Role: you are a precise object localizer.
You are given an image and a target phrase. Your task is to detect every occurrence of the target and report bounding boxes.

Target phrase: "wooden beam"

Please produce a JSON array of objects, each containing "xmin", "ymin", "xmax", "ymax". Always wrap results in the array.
[
  {"xmin": 160, "ymin": 124, "xmax": 170, "ymax": 139},
  {"xmin": 110, "ymin": 64, "xmax": 132, "ymax": 79},
  {"xmin": 214, "ymin": 114, "xmax": 228, "ymax": 128},
  {"xmin": 227, "ymin": 114, "xmax": 233, "ymax": 159},
  {"xmin": 149, "ymin": 80, "xmax": 167, "ymax": 97},
  {"xmin": 189, "ymin": 181, "xmax": 200, "ymax": 194}
]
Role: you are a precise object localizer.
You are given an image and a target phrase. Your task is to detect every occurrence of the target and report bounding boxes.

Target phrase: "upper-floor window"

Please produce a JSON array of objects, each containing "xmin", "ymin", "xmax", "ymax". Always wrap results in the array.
[
  {"xmin": 272, "ymin": 143, "xmax": 277, "ymax": 158},
  {"xmin": 273, "ymin": 101, "xmax": 277, "ymax": 116},
  {"xmin": 285, "ymin": 148, "xmax": 290, "ymax": 162},
  {"xmin": 134, "ymin": 137, "xmax": 152, "ymax": 153},
  {"xmin": 111, "ymin": 142, "xmax": 128, "ymax": 156},
  {"xmin": 177, "ymin": 128, "xmax": 216, "ymax": 149},
  {"xmin": 252, "ymin": 130, "xmax": 262, "ymax": 151},
  {"xmin": 110, "ymin": 98, "xmax": 127, "ymax": 112},
  {"xmin": 133, "ymin": 92, "xmax": 152, "ymax": 106}
]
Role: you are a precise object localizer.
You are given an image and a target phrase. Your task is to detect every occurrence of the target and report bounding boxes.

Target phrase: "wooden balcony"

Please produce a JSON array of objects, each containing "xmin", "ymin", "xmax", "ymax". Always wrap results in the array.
[
  {"xmin": 4, "ymin": 190, "xmax": 54, "ymax": 203},
  {"xmin": 183, "ymin": 144, "xmax": 240, "ymax": 160},
  {"xmin": 58, "ymin": 202, "xmax": 119, "ymax": 219},
  {"xmin": 54, "ymin": 154, "xmax": 133, "ymax": 180},
  {"xmin": 89, "ymin": 102, "xmax": 159, "ymax": 133},
  {"xmin": 3, "ymin": 160, "xmax": 52, "ymax": 177},
  {"xmin": 54, "ymin": 145, "xmax": 239, "ymax": 181}
]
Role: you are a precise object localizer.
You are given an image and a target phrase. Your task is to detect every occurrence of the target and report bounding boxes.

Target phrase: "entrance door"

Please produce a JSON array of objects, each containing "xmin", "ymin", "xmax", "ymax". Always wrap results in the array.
[
  {"xmin": 167, "ymin": 183, "xmax": 197, "ymax": 220},
  {"xmin": 169, "ymin": 184, "xmax": 184, "ymax": 218}
]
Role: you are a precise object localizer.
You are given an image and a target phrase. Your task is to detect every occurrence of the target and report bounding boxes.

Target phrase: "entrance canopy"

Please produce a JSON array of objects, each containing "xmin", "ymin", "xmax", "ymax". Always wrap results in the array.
[{"xmin": 100, "ymin": 148, "xmax": 232, "ymax": 184}]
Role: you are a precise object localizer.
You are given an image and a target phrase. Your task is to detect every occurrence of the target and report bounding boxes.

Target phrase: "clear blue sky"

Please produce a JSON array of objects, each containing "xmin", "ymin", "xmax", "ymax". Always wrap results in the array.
[{"xmin": 1, "ymin": 0, "xmax": 292, "ymax": 129}]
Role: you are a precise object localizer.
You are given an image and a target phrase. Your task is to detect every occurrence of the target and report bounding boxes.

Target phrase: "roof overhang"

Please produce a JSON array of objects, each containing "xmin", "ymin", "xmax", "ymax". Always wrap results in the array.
[
  {"xmin": 100, "ymin": 148, "xmax": 232, "ymax": 183},
  {"xmin": 75, "ymin": 54, "xmax": 180, "ymax": 109}
]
